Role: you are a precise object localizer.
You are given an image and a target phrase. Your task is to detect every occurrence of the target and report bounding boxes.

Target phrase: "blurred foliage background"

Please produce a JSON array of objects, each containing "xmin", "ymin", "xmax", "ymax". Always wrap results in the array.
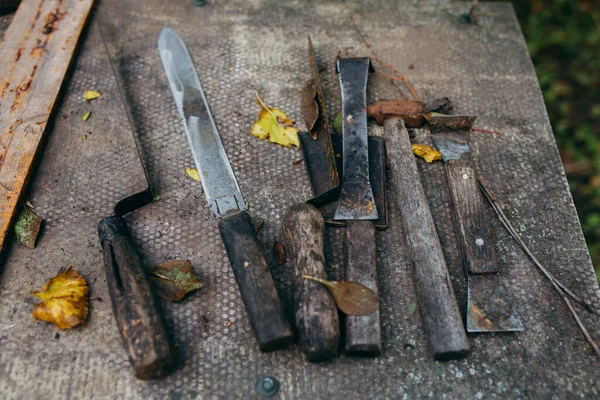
[{"xmin": 511, "ymin": 0, "xmax": 600, "ymax": 280}]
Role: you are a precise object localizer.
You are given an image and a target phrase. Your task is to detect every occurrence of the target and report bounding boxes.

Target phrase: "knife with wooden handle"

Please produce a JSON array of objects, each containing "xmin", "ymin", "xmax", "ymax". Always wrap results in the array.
[{"xmin": 158, "ymin": 28, "xmax": 293, "ymax": 351}]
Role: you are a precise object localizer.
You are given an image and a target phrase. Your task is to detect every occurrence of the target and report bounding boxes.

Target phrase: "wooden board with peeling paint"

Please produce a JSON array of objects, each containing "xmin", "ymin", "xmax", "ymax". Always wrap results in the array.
[{"xmin": 0, "ymin": 0, "xmax": 94, "ymax": 252}]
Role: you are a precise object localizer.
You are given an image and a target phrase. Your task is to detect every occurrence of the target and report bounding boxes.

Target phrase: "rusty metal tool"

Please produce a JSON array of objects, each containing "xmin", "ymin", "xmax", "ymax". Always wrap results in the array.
[
  {"xmin": 96, "ymin": 23, "xmax": 174, "ymax": 380},
  {"xmin": 335, "ymin": 57, "xmax": 381, "ymax": 355},
  {"xmin": 158, "ymin": 28, "xmax": 293, "ymax": 351},
  {"xmin": 430, "ymin": 115, "xmax": 524, "ymax": 332},
  {"xmin": 299, "ymin": 38, "xmax": 388, "ymax": 229}
]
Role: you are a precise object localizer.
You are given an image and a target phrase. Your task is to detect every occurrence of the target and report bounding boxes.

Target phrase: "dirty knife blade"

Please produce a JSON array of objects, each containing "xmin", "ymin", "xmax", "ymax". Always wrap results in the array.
[{"xmin": 158, "ymin": 27, "xmax": 245, "ymax": 219}]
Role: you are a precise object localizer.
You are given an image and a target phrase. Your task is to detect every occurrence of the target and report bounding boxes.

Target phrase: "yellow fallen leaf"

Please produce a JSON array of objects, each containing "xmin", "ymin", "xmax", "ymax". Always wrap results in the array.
[
  {"xmin": 81, "ymin": 111, "xmax": 91, "ymax": 121},
  {"xmin": 250, "ymin": 91, "xmax": 299, "ymax": 148},
  {"xmin": 32, "ymin": 268, "xmax": 89, "ymax": 330},
  {"xmin": 185, "ymin": 167, "xmax": 201, "ymax": 182},
  {"xmin": 83, "ymin": 89, "xmax": 101, "ymax": 101},
  {"xmin": 412, "ymin": 143, "xmax": 442, "ymax": 163}
]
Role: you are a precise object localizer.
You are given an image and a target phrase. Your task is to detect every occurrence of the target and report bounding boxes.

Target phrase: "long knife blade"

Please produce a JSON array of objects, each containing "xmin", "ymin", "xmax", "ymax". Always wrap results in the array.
[
  {"xmin": 158, "ymin": 28, "xmax": 293, "ymax": 351},
  {"xmin": 158, "ymin": 27, "xmax": 245, "ymax": 219}
]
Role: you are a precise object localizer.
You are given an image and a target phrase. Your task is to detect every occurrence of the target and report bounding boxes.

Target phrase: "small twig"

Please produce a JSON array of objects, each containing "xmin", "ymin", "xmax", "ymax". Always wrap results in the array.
[
  {"xmin": 472, "ymin": 127, "xmax": 503, "ymax": 135},
  {"xmin": 304, "ymin": 25, "xmax": 349, "ymax": 56},
  {"xmin": 479, "ymin": 180, "xmax": 600, "ymax": 358},
  {"xmin": 151, "ymin": 272, "xmax": 172, "ymax": 281},
  {"xmin": 480, "ymin": 182, "xmax": 592, "ymax": 310},
  {"xmin": 345, "ymin": 8, "xmax": 421, "ymax": 101},
  {"xmin": 391, "ymin": 80, "xmax": 410, "ymax": 100}
]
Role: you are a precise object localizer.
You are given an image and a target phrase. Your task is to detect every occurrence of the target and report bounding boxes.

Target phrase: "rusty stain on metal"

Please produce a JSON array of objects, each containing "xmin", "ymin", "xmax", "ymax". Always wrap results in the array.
[{"xmin": 307, "ymin": 36, "xmax": 339, "ymax": 187}]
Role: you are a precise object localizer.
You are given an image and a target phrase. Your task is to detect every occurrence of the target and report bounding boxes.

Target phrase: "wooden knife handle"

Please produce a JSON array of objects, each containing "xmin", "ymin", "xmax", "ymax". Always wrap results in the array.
[
  {"xmin": 383, "ymin": 118, "xmax": 469, "ymax": 360},
  {"xmin": 98, "ymin": 216, "xmax": 175, "ymax": 380},
  {"xmin": 218, "ymin": 211, "xmax": 294, "ymax": 352},
  {"xmin": 445, "ymin": 159, "xmax": 498, "ymax": 275},
  {"xmin": 282, "ymin": 203, "xmax": 340, "ymax": 362},
  {"xmin": 343, "ymin": 220, "xmax": 381, "ymax": 355}
]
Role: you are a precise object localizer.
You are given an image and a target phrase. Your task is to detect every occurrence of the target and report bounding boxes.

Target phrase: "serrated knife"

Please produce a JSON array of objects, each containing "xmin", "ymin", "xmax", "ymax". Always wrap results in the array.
[{"xmin": 158, "ymin": 28, "xmax": 293, "ymax": 351}]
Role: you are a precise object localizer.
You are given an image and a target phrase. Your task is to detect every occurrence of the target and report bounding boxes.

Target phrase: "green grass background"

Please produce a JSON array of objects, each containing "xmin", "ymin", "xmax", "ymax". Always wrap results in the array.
[{"xmin": 511, "ymin": 0, "xmax": 599, "ymax": 280}]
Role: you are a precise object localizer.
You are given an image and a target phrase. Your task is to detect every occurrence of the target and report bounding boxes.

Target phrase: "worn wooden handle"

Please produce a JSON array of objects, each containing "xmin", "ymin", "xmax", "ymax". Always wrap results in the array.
[
  {"xmin": 343, "ymin": 220, "xmax": 381, "ymax": 355},
  {"xmin": 383, "ymin": 118, "xmax": 469, "ymax": 360},
  {"xmin": 218, "ymin": 211, "xmax": 294, "ymax": 352},
  {"xmin": 282, "ymin": 203, "xmax": 340, "ymax": 362},
  {"xmin": 445, "ymin": 160, "xmax": 498, "ymax": 275},
  {"xmin": 98, "ymin": 216, "xmax": 175, "ymax": 380}
]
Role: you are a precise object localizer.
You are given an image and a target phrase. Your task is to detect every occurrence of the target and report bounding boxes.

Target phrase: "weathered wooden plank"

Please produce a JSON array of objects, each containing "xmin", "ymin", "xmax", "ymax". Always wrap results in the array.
[
  {"xmin": 0, "ymin": 0, "xmax": 94, "ymax": 251},
  {"xmin": 383, "ymin": 118, "xmax": 469, "ymax": 360},
  {"xmin": 445, "ymin": 159, "xmax": 498, "ymax": 275},
  {"xmin": 343, "ymin": 219, "xmax": 381, "ymax": 355}
]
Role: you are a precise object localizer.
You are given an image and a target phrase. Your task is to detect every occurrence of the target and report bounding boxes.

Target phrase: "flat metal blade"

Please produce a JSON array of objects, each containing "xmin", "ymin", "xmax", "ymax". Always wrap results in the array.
[
  {"xmin": 158, "ymin": 28, "xmax": 245, "ymax": 219},
  {"xmin": 97, "ymin": 22, "xmax": 154, "ymax": 217},
  {"xmin": 334, "ymin": 57, "xmax": 378, "ymax": 221},
  {"xmin": 430, "ymin": 115, "xmax": 476, "ymax": 162},
  {"xmin": 467, "ymin": 275, "xmax": 524, "ymax": 332},
  {"xmin": 431, "ymin": 134, "xmax": 471, "ymax": 162}
]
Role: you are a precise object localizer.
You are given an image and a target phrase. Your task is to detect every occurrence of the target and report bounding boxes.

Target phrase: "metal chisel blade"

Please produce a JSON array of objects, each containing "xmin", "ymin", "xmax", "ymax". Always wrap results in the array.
[
  {"xmin": 467, "ymin": 275, "xmax": 524, "ymax": 332},
  {"xmin": 158, "ymin": 28, "xmax": 245, "ymax": 219},
  {"xmin": 334, "ymin": 57, "xmax": 378, "ymax": 221}
]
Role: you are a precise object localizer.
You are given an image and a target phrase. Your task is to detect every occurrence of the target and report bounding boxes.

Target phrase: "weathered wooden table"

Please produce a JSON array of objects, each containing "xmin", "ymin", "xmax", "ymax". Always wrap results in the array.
[{"xmin": 1, "ymin": 0, "xmax": 599, "ymax": 398}]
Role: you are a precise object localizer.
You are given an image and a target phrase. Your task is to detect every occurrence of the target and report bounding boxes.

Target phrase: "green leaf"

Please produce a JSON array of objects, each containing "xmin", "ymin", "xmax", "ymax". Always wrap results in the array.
[
  {"xmin": 302, "ymin": 275, "xmax": 379, "ymax": 316},
  {"xmin": 333, "ymin": 110, "xmax": 342, "ymax": 134},
  {"xmin": 408, "ymin": 303, "xmax": 417, "ymax": 315},
  {"xmin": 81, "ymin": 111, "xmax": 91, "ymax": 121},
  {"xmin": 15, "ymin": 206, "xmax": 43, "ymax": 249},
  {"xmin": 150, "ymin": 260, "xmax": 203, "ymax": 302}
]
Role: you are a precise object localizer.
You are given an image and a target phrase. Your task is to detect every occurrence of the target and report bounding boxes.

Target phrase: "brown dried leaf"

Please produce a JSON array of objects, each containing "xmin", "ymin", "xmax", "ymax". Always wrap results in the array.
[
  {"xmin": 15, "ymin": 206, "xmax": 43, "ymax": 249},
  {"xmin": 302, "ymin": 275, "xmax": 379, "ymax": 316},
  {"xmin": 150, "ymin": 260, "xmax": 203, "ymax": 303},
  {"xmin": 273, "ymin": 240, "xmax": 286, "ymax": 265},
  {"xmin": 301, "ymin": 79, "xmax": 319, "ymax": 138},
  {"xmin": 32, "ymin": 268, "xmax": 89, "ymax": 330}
]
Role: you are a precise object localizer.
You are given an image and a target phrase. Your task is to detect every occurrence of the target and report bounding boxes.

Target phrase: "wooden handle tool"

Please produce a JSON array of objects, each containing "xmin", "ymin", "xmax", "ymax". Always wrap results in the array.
[
  {"xmin": 282, "ymin": 203, "xmax": 340, "ymax": 361},
  {"xmin": 383, "ymin": 118, "xmax": 469, "ymax": 360},
  {"xmin": 98, "ymin": 216, "xmax": 175, "ymax": 380},
  {"xmin": 219, "ymin": 212, "xmax": 294, "ymax": 351}
]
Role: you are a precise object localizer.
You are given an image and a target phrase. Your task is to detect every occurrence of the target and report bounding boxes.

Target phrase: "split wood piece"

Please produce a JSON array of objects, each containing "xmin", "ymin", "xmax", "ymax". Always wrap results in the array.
[
  {"xmin": 282, "ymin": 203, "xmax": 340, "ymax": 362},
  {"xmin": 343, "ymin": 220, "xmax": 381, "ymax": 355},
  {"xmin": 383, "ymin": 118, "xmax": 469, "ymax": 360},
  {"xmin": 0, "ymin": 0, "xmax": 94, "ymax": 253}
]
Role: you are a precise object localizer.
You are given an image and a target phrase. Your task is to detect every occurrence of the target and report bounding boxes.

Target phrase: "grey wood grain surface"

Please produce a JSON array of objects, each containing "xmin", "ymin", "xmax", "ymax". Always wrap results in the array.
[
  {"xmin": 446, "ymin": 159, "xmax": 498, "ymax": 274},
  {"xmin": 384, "ymin": 117, "xmax": 470, "ymax": 360},
  {"xmin": 343, "ymin": 219, "xmax": 381, "ymax": 355}
]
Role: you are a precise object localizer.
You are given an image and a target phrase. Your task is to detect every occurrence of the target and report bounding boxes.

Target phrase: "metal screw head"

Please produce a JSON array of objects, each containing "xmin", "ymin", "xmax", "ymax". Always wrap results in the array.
[{"xmin": 257, "ymin": 376, "xmax": 279, "ymax": 397}]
